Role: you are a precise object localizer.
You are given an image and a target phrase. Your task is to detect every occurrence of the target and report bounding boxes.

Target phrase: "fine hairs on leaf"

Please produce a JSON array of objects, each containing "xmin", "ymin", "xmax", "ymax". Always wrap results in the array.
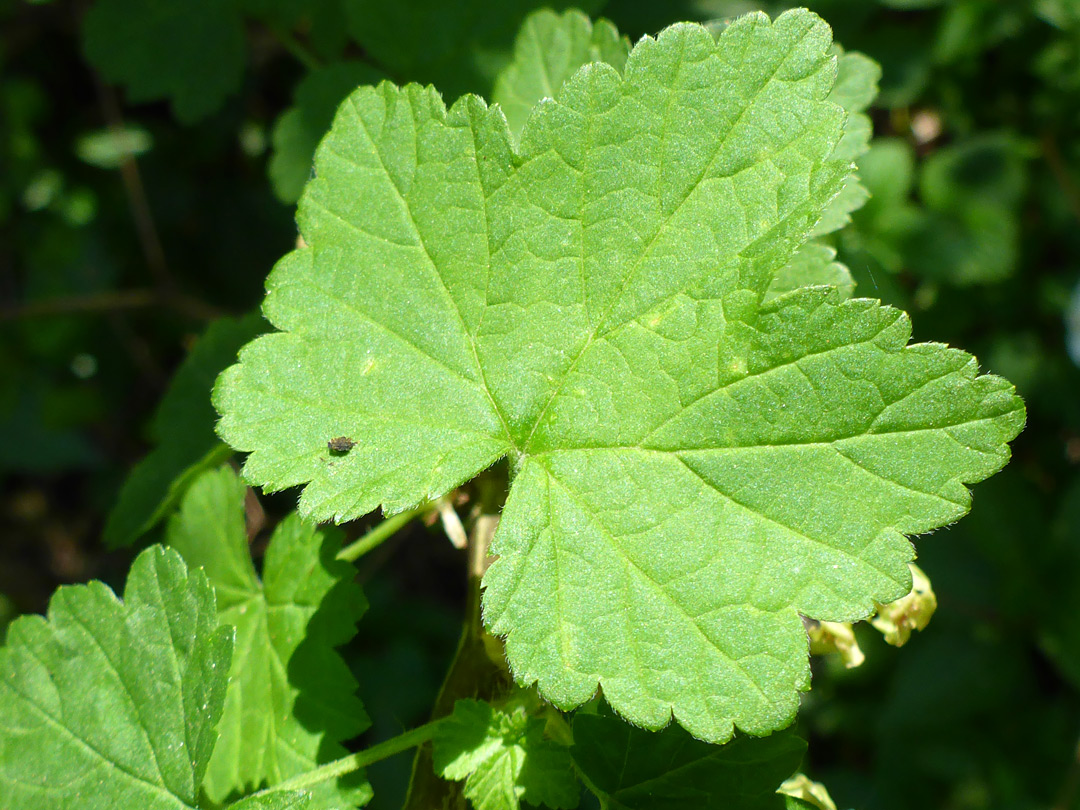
[{"xmin": 214, "ymin": 7, "xmax": 1024, "ymax": 744}]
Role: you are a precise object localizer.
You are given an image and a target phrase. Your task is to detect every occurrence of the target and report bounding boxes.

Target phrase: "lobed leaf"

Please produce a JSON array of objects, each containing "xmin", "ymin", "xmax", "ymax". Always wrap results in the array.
[
  {"xmin": 432, "ymin": 698, "xmax": 578, "ymax": 810},
  {"xmin": 0, "ymin": 546, "xmax": 232, "ymax": 809},
  {"xmin": 166, "ymin": 466, "xmax": 370, "ymax": 807},
  {"xmin": 215, "ymin": 10, "xmax": 1025, "ymax": 741}
]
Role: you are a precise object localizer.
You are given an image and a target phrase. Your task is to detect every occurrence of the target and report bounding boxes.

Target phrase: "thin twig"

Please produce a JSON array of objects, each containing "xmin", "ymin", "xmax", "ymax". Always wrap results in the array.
[
  {"xmin": 1053, "ymin": 734, "xmax": 1080, "ymax": 810},
  {"xmin": 267, "ymin": 24, "xmax": 322, "ymax": 71},
  {"xmin": 0, "ymin": 288, "xmax": 222, "ymax": 321},
  {"xmin": 251, "ymin": 718, "xmax": 447, "ymax": 797},
  {"xmin": 93, "ymin": 75, "xmax": 176, "ymax": 294},
  {"xmin": 1043, "ymin": 132, "xmax": 1080, "ymax": 225},
  {"xmin": 336, "ymin": 502, "xmax": 434, "ymax": 563}
]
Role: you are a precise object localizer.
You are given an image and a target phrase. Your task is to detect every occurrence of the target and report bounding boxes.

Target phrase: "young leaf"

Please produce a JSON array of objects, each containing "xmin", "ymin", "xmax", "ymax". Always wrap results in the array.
[
  {"xmin": 571, "ymin": 709, "xmax": 805, "ymax": 809},
  {"xmin": 0, "ymin": 546, "xmax": 232, "ymax": 809},
  {"xmin": 82, "ymin": 0, "xmax": 246, "ymax": 123},
  {"xmin": 432, "ymin": 698, "xmax": 578, "ymax": 810},
  {"xmin": 215, "ymin": 10, "xmax": 1025, "ymax": 742},
  {"xmin": 166, "ymin": 465, "xmax": 370, "ymax": 807},
  {"xmin": 105, "ymin": 312, "xmax": 266, "ymax": 547},
  {"xmin": 492, "ymin": 8, "xmax": 629, "ymax": 143}
]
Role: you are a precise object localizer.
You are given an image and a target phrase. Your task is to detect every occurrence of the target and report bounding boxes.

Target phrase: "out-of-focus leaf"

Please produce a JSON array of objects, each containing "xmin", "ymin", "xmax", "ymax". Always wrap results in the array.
[
  {"xmin": 82, "ymin": 0, "xmax": 246, "ymax": 122},
  {"xmin": 104, "ymin": 313, "xmax": 266, "ymax": 547},
  {"xmin": 75, "ymin": 125, "xmax": 152, "ymax": 169},
  {"xmin": 904, "ymin": 134, "xmax": 1028, "ymax": 285},
  {"xmin": 572, "ymin": 709, "xmax": 805, "ymax": 809},
  {"xmin": 343, "ymin": 0, "xmax": 605, "ymax": 101}
]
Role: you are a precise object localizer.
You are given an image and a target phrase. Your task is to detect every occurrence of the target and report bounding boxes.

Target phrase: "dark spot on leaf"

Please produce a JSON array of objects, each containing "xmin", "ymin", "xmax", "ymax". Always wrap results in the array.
[{"xmin": 328, "ymin": 436, "xmax": 356, "ymax": 454}]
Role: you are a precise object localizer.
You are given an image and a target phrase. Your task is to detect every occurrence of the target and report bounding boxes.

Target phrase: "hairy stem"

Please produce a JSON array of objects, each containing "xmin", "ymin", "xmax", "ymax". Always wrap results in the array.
[
  {"xmin": 249, "ymin": 718, "xmax": 447, "ymax": 797},
  {"xmin": 337, "ymin": 502, "xmax": 433, "ymax": 562}
]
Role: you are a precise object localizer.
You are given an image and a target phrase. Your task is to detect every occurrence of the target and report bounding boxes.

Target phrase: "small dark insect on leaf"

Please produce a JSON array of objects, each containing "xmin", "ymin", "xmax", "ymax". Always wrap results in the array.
[{"xmin": 327, "ymin": 436, "xmax": 356, "ymax": 454}]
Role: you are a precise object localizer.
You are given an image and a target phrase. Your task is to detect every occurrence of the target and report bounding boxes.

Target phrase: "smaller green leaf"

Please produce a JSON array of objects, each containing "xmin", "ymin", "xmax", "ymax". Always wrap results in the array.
[
  {"xmin": 492, "ymin": 8, "xmax": 629, "ymax": 142},
  {"xmin": 571, "ymin": 709, "xmax": 805, "ymax": 810},
  {"xmin": 809, "ymin": 175, "xmax": 870, "ymax": 238},
  {"xmin": 82, "ymin": 0, "xmax": 246, "ymax": 123},
  {"xmin": 269, "ymin": 62, "xmax": 384, "ymax": 204},
  {"xmin": 167, "ymin": 466, "xmax": 371, "ymax": 808},
  {"xmin": 766, "ymin": 243, "xmax": 854, "ymax": 303},
  {"xmin": 433, "ymin": 698, "xmax": 579, "ymax": 810},
  {"xmin": 0, "ymin": 545, "xmax": 233, "ymax": 809},
  {"xmin": 811, "ymin": 47, "xmax": 880, "ymax": 238},
  {"xmin": 828, "ymin": 50, "xmax": 881, "ymax": 118},
  {"xmin": 105, "ymin": 312, "xmax": 266, "ymax": 547}
]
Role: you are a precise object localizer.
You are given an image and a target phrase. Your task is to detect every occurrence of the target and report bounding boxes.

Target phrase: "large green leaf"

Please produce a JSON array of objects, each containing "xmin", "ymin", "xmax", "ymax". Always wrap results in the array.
[
  {"xmin": 215, "ymin": 10, "xmax": 1024, "ymax": 741},
  {"xmin": 166, "ymin": 466, "xmax": 370, "ymax": 807},
  {"xmin": 572, "ymin": 709, "xmax": 805, "ymax": 809},
  {"xmin": 0, "ymin": 546, "xmax": 232, "ymax": 809},
  {"xmin": 432, "ymin": 698, "xmax": 579, "ymax": 810}
]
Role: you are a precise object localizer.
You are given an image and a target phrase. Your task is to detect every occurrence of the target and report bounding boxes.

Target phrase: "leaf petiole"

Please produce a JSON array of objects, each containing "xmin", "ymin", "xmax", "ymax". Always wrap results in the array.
[
  {"xmin": 247, "ymin": 718, "xmax": 449, "ymax": 797},
  {"xmin": 336, "ymin": 502, "xmax": 434, "ymax": 562}
]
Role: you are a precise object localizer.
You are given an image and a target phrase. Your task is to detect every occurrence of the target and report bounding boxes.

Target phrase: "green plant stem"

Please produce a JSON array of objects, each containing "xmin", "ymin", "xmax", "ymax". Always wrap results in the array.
[
  {"xmin": 336, "ymin": 503, "xmax": 432, "ymax": 562},
  {"xmin": 249, "ymin": 718, "xmax": 447, "ymax": 797},
  {"xmin": 269, "ymin": 25, "xmax": 321, "ymax": 71},
  {"xmin": 1043, "ymin": 132, "xmax": 1080, "ymax": 225}
]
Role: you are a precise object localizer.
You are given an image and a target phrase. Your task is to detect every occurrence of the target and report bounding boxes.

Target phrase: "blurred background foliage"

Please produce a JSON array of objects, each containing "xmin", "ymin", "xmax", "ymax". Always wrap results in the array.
[{"xmin": 3, "ymin": 0, "xmax": 1080, "ymax": 808}]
